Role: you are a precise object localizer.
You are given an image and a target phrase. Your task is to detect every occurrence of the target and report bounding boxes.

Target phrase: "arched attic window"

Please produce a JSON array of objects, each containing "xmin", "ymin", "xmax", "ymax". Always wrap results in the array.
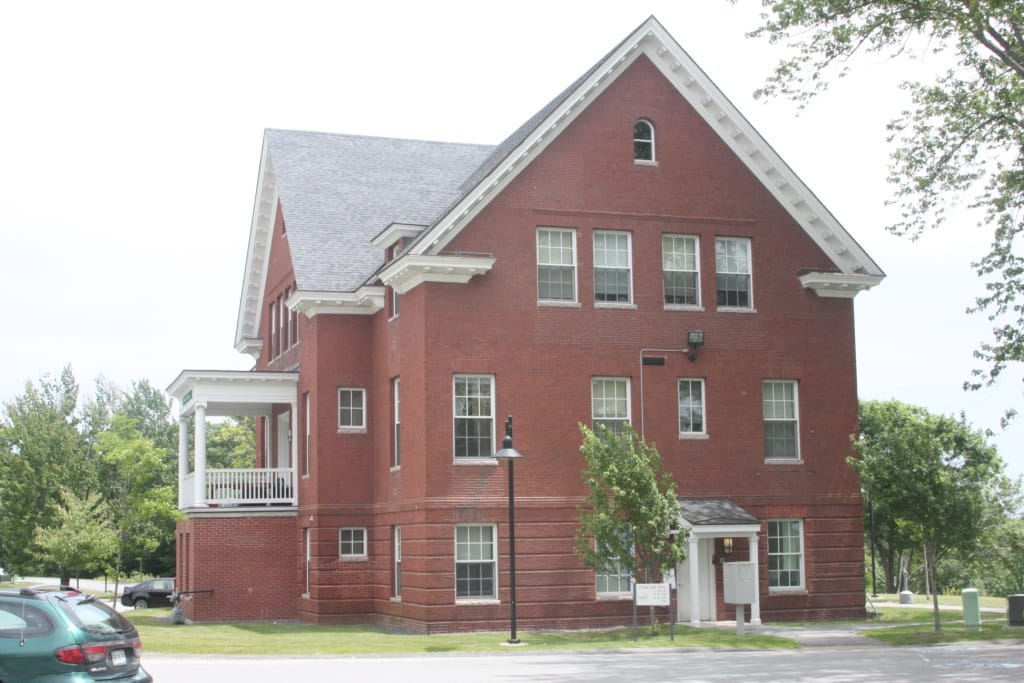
[{"xmin": 633, "ymin": 119, "xmax": 655, "ymax": 164}]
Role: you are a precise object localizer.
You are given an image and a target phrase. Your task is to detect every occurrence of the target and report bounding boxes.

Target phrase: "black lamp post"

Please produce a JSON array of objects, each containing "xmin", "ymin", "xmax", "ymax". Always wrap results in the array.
[{"xmin": 494, "ymin": 415, "xmax": 523, "ymax": 645}]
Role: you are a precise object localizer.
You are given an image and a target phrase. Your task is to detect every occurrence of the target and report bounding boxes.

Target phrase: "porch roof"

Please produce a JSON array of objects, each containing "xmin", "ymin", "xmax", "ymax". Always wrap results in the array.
[
  {"xmin": 678, "ymin": 498, "xmax": 760, "ymax": 536},
  {"xmin": 166, "ymin": 370, "xmax": 299, "ymax": 418}
]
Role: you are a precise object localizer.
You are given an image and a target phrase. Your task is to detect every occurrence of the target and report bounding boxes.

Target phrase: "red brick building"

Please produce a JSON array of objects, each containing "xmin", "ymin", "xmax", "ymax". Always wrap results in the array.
[{"xmin": 168, "ymin": 16, "xmax": 883, "ymax": 631}]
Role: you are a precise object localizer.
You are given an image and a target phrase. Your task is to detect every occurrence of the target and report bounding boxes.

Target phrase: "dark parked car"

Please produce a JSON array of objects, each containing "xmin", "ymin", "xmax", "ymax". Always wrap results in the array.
[
  {"xmin": 120, "ymin": 578, "xmax": 175, "ymax": 609},
  {"xmin": 0, "ymin": 585, "xmax": 152, "ymax": 682}
]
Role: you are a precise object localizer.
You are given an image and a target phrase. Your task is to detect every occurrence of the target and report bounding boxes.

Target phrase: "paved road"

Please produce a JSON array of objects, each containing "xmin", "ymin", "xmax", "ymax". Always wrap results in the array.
[{"xmin": 143, "ymin": 642, "xmax": 1024, "ymax": 682}]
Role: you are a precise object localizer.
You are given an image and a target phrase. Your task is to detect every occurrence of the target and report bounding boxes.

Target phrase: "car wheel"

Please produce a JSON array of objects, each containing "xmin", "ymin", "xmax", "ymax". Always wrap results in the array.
[{"xmin": 133, "ymin": 598, "xmax": 149, "ymax": 609}]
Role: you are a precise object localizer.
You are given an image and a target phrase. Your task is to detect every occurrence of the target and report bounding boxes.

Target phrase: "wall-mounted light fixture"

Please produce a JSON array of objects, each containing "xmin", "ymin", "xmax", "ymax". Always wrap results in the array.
[
  {"xmin": 687, "ymin": 330, "xmax": 705, "ymax": 362},
  {"xmin": 723, "ymin": 537, "xmax": 734, "ymax": 555}
]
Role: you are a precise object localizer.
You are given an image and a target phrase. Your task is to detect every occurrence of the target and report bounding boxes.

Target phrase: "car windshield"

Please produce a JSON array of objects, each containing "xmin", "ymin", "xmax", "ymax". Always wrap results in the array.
[{"xmin": 59, "ymin": 596, "xmax": 134, "ymax": 635}]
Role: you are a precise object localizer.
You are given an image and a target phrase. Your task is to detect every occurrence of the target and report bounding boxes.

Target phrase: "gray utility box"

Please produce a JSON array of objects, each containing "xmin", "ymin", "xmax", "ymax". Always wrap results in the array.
[
  {"xmin": 723, "ymin": 562, "xmax": 756, "ymax": 605},
  {"xmin": 1009, "ymin": 594, "xmax": 1024, "ymax": 626}
]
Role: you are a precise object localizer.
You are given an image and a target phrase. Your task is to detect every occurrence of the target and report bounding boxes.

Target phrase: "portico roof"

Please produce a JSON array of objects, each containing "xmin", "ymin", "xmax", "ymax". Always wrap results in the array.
[
  {"xmin": 678, "ymin": 498, "xmax": 760, "ymax": 535},
  {"xmin": 166, "ymin": 370, "xmax": 299, "ymax": 418}
]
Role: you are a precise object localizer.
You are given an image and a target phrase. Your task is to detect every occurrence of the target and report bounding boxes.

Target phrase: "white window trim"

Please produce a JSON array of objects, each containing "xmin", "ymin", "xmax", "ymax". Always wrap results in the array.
[
  {"xmin": 677, "ymin": 378, "xmax": 707, "ymax": 437},
  {"xmin": 339, "ymin": 527, "xmax": 368, "ymax": 560},
  {"xmin": 591, "ymin": 377, "xmax": 631, "ymax": 431},
  {"xmin": 763, "ymin": 380, "xmax": 801, "ymax": 463},
  {"xmin": 452, "ymin": 374, "xmax": 496, "ymax": 462},
  {"xmin": 715, "ymin": 237, "xmax": 755, "ymax": 311},
  {"xmin": 767, "ymin": 519, "xmax": 806, "ymax": 593},
  {"xmin": 537, "ymin": 227, "xmax": 578, "ymax": 304},
  {"xmin": 662, "ymin": 234, "xmax": 703, "ymax": 310},
  {"xmin": 337, "ymin": 387, "xmax": 367, "ymax": 433},
  {"xmin": 593, "ymin": 230, "xmax": 634, "ymax": 308},
  {"xmin": 454, "ymin": 523, "xmax": 499, "ymax": 603}
]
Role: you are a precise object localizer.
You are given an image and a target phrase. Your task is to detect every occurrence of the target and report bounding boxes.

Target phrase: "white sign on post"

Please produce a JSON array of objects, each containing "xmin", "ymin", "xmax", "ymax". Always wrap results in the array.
[{"xmin": 635, "ymin": 582, "xmax": 670, "ymax": 606}]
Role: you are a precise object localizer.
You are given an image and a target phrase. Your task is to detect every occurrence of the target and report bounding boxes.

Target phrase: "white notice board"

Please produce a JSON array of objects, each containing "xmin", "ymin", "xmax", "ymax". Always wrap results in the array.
[{"xmin": 635, "ymin": 582, "xmax": 670, "ymax": 606}]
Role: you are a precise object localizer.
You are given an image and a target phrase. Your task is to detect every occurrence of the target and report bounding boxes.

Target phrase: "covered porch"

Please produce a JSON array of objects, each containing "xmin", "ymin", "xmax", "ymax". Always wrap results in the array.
[
  {"xmin": 167, "ymin": 370, "xmax": 300, "ymax": 510},
  {"xmin": 677, "ymin": 498, "xmax": 762, "ymax": 626}
]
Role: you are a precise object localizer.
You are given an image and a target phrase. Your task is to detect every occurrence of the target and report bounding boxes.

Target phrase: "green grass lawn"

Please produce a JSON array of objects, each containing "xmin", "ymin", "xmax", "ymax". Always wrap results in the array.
[
  {"xmin": 127, "ymin": 610, "xmax": 797, "ymax": 655},
  {"xmin": 125, "ymin": 599, "xmax": 1024, "ymax": 655}
]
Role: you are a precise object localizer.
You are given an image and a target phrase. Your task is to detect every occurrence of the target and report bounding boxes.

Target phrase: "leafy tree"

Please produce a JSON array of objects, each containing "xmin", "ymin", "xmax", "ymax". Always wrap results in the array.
[
  {"xmin": 95, "ymin": 415, "xmax": 181, "ymax": 580},
  {"xmin": 575, "ymin": 424, "xmax": 686, "ymax": 617},
  {"xmin": 34, "ymin": 491, "xmax": 117, "ymax": 585},
  {"xmin": 206, "ymin": 417, "xmax": 257, "ymax": 469},
  {"xmin": 741, "ymin": 1, "xmax": 1024, "ymax": 410},
  {"xmin": 0, "ymin": 367, "xmax": 90, "ymax": 573},
  {"xmin": 852, "ymin": 400, "xmax": 1009, "ymax": 631}
]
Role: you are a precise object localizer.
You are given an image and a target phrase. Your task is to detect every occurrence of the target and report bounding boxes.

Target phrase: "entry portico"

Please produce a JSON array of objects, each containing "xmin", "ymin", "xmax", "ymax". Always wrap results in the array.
[
  {"xmin": 677, "ymin": 499, "xmax": 761, "ymax": 626},
  {"xmin": 167, "ymin": 370, "xmax": 299, "ymax": 510}
]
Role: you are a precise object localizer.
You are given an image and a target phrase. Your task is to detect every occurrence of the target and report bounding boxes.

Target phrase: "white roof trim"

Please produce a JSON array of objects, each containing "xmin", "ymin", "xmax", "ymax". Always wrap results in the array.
[
  {"xmin": 234, "ymin": 133, "xmax": 278, "ymax": 352},
  {"xmin": 799, "ymin": 272, "xmax": 884, "ymax": 298},
  {"xmin": 167, "ymin": 370, "xmax": 299, "ymax": 418},
  {"xmin": 287, "ymin": 287, "xmax": 385, "ymax": 318},
  {"xmin": 377, "ymin": 254, "xmax": 496, "ymax": 295},
  {"xmin": 371, "ymin": 222, "xmax": 426, "ymax": 248},
  {"xmin": 413, "ymin": 17, "xmax": 883, "ymax": 285}
]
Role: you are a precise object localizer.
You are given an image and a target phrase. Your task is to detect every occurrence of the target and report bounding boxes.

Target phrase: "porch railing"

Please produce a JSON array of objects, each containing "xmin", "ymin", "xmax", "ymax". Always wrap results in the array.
[
  {"xmin": 180, "ymin": 468, "xmax": 296, "ymax": 508},
  {"xmin": 207, "ymin": 468, "xmax": 296, "ymax": 506}
]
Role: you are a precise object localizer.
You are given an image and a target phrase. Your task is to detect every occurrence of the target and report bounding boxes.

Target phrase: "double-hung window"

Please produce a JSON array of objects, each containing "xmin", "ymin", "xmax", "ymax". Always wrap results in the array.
[
  {"xmin": 594, "ymin": 231, "xmax": 632, "ymax": 304},
  {"xmin": 453, "ymin": 375, "xmax": 494, "ymax": 459},
  {"xmin": 391, "ymin": 378, "xmax": 401, "ymax": 468},
  {"xmin": 392, "ymin": 526, "xmax": 402, "ymax": 599},
  {"xmin": 339, "ymin": 528, "xmax": 367, "ymax": 559},
  {"xmin": 338, "ymin": 388, "xmax": 366, "ymax": 430},
  {"xmin": 663, "ymin": 234, "xmax": 700, "ymax": 306},
  {"xmin": 678, "ymin": 378, "xmax": 706, "ymax": 435},
  {"xmin": 537, "ymin": 228, "xmax": 577, "ymax": 303},
  {"xmin": 763, "ymin": 380, "xmax": 799, "ymax": 460},
  {"xmin": 455, "ymin": 524, "xmax": 496, "ymax": 600},
  {"xmin": 715, "ymin": 237, "xmax": 752, "ymax": 308},
  {"xmin": 595, "ymin": 537, "xmax": 633, "ymax": 596},
  {"xmin": 768, "ymin": 520, "xmax": 804, "ymax": 590},
  {"xmin": 592, "ymin": 378, "xmax": 630, "ymax": 435}
]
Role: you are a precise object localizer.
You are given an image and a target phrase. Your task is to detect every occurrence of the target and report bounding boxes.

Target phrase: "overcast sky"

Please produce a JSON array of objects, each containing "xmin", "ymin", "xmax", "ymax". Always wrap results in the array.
[{"xmin": 2, "ymin": 0, "xmax": 1021, "ymax": 479}]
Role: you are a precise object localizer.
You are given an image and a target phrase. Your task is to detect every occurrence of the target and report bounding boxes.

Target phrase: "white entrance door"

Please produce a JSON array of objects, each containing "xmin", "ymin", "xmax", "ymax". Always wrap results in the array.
[
  {"xmin": 677, "ymin": 538, "xmax": 716, "ymax": 622},
  {"xmin": 275, "ymin": 412, "xmax": 290, "ymax": 469}
]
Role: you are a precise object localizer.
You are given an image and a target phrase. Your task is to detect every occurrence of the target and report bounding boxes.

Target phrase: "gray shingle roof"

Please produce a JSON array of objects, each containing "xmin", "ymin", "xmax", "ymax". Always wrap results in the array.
[
  {"xmin": 265, "ymin": 129, "xmax": 494, "ymax": 292},
  {"xmin": 679, "ymin": 499, "xmax": 759, "ymax": 526}
]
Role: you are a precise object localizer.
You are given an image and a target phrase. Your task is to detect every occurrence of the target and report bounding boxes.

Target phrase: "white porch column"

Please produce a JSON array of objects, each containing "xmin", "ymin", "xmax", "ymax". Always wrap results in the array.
[
  {"xmin": 177, "ymin": 417, "xmax": 188, "ymax": 509},
  {"xmin": 192, "ymin": 403, "xmax": 208, "ymax": 508},
  {"xmin": 688, "ymin": 534, "xmax": 701, "ymax": 627},
  {"xmin": 750, "ymin": 532, "xmax": 762, "ymax": 625}
]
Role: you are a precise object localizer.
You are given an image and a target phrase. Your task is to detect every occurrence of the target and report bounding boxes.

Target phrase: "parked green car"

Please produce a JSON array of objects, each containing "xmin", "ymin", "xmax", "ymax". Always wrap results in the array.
[{"xmin": 0, "ymin": 586, "xmax": 151, "ymax": 682}]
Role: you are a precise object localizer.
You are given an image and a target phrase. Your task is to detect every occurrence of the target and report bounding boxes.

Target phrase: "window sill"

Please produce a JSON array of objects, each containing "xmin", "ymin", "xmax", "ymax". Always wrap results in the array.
[
  {"xmin": 390, "ymin": 597, "xmax": 402, "ymax": 603},
  {"xmin": 340, "ymin": 555, "xmax": 368, "ymax": 563},
  {"xmin": 537, "ymin": 300, "xmax": 581, "ymax": 308},
  {"xmin": 456, "ymin": 599, "xmax": 500, "ymax": 606},
  {"xmin": 597, "ymin": 593, "xmax": 633, "ymax": 601},
  {"xmin": 664, "ymin": 304, "xmax": 704, "ymax": 312},
  {"xmin": 337, "ymin": 427, "xmax": 368, "ymax": 434},
  {"xmin": 679, "ymin": 433, "xmax": 709, "ymax": 441},
  {"xmin": 453, "ymin": 458, "xmax": 499, "ymax": 466},
  {"xmin": 390, "ymin": 465, "xmax": 401, "ymax": 473},
  {"xmin": 634, "ymin": 160, "xmax": 658, "ymax": 167},
  {"xmin": 717, "ymin": 306, "xmax": 757, "ymax": 314},
  {"xmin": 768, "ymin": 588, "xmax": 808, "ymax": 596},
  {"xmin": 764, "ymin": 458, "xmax": 803, "ymax": 466},
  {"xmin": 595, "ymin": 302, "xmax": 637, "ymax": 310}
]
